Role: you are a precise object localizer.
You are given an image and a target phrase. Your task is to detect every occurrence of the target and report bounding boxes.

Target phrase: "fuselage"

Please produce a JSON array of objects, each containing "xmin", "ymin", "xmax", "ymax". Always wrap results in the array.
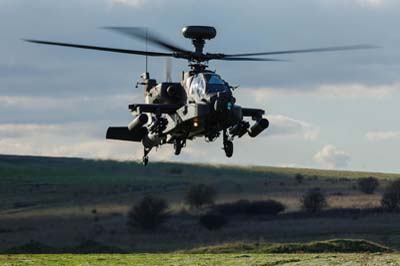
[{"xmin": 143, "ymin": 71, "xmax": 242, "ymax": 141}]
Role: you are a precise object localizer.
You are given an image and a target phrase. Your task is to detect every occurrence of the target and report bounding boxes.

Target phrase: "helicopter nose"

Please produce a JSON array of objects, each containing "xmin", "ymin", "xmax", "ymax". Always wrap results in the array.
[{"xmin": 213, "ymin": 92, "xmax": 235, "ymax": 112}]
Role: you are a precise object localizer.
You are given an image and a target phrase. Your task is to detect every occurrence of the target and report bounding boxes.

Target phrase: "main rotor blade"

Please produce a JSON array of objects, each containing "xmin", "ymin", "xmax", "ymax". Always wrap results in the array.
[
  {"xmin": 24, "ymin": 39, "xmax": 174, "ymax": 57},
  {"xmin": 217, "ymin": 57, "xmax": 287, "ymax": 62},
  {"xmin": 103, "ymin": 27, "xmax": 189, "ymax": 53},
  {"xmin": 224, "ymin": 44, "xmax": 379, "ymax": 57}
]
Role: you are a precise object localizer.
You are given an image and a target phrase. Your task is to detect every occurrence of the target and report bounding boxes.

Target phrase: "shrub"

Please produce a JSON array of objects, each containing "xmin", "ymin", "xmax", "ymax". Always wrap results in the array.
[
  {"xmin": 381, "ymin": 180, "xmax": 400, "ymax": 211},
  {"xmin": 184, "ymin": 239, "xmax": 392, "ymax": 254},
  {"xmin": 301, "ymin": 188, "xmax": 327, "ymax": 213},
  {"xmin": 185, "ymin": 184, "xmax": 217, "ymax": 209},
  {"xmin": 127, "ymin": 196, "xmax": 169, "ymax": 230},
  {"xmin": 358, "ymin": 177, "xmax": 379, "ymax": 194},
  {"xmin": 5, "ymin": 240, "xmax": 55, "ymax": 254},
  {"xmin": 295, "ymin": 173, "xmax": 304, "ymax": 184},
  {"xmin": 214, "ymin": 199, "xmax": 285, "ymax": 216},
  {"xmin": 73, "ymin": 239, "xmax": 125, "ymax": 253},
  {"xmin": 199, "ymin": 212, "xmax": 228, "ymax": 230}
]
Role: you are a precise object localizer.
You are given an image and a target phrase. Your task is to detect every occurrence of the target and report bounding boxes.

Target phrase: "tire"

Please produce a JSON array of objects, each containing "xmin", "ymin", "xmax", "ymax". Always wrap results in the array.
[
  {"xmin": 174, "ymin": 139, "xmax": 182, "ymax": 155},
  {"xmin": 224, "ymin": 141, "xmax": 233, "ymax": 158}
]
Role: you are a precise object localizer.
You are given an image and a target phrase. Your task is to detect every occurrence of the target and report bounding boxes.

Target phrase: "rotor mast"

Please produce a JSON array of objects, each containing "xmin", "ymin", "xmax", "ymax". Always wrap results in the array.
[{"xmin": 182, "ymin": 26, "xmax": 217, "ymax": 72}]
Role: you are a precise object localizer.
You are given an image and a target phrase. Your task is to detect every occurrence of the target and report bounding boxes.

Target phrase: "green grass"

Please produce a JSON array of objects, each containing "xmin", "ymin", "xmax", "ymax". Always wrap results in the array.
[
  {"xmin": 185, "ymin": 239, "xmax": 393, "ymax": 254},
  {"xmin": 1, "ymin": 253, "xmax": 400, "ymax": 266}
]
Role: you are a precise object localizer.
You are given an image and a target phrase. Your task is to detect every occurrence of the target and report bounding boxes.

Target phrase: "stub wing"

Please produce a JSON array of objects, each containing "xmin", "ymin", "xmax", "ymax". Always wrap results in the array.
[
  {"xmin": 106, "ymin": 127, "xmax": 146, "ymax": 142},
  {"xmin": 242, "ymin": 108, "xmax": 265, "ymax": 117},
  {"xmin": 128, "ymin": 103, "xmax": 182, "ymax": 114}
]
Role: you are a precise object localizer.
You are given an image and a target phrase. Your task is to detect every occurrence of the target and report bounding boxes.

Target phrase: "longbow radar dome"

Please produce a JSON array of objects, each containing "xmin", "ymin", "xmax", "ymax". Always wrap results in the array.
[{"xmin": 182, "ymin": 26, "xmax": 217, "ymax": 40}]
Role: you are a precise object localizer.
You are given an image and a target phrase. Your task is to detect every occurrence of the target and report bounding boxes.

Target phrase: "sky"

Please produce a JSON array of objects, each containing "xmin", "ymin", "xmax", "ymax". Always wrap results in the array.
[{"xmin": 1, "ymin": 0, "xmax": 400, "ymax": 172}]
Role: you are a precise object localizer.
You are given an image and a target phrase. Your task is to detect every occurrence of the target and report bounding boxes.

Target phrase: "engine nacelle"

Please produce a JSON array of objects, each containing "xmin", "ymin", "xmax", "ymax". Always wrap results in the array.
[
  {"xmin": 128, "ymin": 114, "xmax": 148, "ymax": 131},
  {"xmin": 147, "ymin": 82, "xmax": 186, "ymax": 105}
]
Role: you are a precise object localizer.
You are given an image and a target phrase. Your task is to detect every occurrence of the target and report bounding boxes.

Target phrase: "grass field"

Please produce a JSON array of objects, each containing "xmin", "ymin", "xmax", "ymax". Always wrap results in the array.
[
  {"xmin": 1, "ymin": 253, "xmax": 400, "ymax": 266},
  {"xmin": 1, "ymin": 154, "xmax": 400, "ymax": 264}
]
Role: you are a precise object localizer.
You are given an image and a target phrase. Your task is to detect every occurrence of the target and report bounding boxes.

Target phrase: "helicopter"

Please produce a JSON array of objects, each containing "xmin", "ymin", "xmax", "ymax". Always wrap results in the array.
[{"xmin": 25, "ymin": 26, "xmax": 377, "ymax": 165}]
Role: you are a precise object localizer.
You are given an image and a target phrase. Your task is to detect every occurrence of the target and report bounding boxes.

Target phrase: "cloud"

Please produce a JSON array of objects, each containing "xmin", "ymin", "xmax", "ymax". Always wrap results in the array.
[
  {"xmin": 0, "ymin": 117, "xmax": 318, "ymax": 164},
  {"xmin": 0, "ymin": 93, "xmax": 140, "ymax": 124},
  {"xmin": 243, "ymin": 83, "xmax": 397, "ymax": 101},
  {"xmin": 315, "ymin": 83, "xmax": 397, "ymax": 99},
  {"xmin": 322, "ymin": 0, "xmax": 394, "ymax": 7},
  {"xmin": 354, "ymin": 0, "xmax": 392, "ymax": 7},
  {"xmin": 0, "ymin": 122, "xmax": 174, "ymax": 161},
  {"xmin": 267, "ymin": 115, "xmax": 320, "ymax": 140},
  {"xmin": 107, "ymin": 0, "xmax": 164, "ymax": 8},
  {"xmin": 0, "ymin": 94, "xmax": 138, "ymax": 109},
  {"xmin": 313, "ymin": 145, "xmax": 351, "ymax": 169},
  {"xmin": 366, "ymin": 131, "xmax": 400, "ymax": 141}
]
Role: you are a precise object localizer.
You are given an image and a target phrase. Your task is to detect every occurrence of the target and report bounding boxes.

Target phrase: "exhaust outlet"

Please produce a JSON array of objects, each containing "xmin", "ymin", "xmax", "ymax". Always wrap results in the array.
[{"xmin": 248, "ymin": 118, "xmax": 269, "ymax": 138}]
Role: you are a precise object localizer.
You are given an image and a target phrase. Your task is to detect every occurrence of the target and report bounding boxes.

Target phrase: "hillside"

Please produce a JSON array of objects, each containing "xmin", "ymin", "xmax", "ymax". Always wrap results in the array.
[{"xmin": 0, "ymin": 154, "xmax": 400, "ymax": 253}]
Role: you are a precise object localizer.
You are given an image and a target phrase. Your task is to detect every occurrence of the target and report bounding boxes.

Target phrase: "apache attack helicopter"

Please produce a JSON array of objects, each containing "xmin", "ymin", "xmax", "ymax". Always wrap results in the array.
[{"xmin": 25, "ymin": 26, "xmax": 376, "ymax": 165}]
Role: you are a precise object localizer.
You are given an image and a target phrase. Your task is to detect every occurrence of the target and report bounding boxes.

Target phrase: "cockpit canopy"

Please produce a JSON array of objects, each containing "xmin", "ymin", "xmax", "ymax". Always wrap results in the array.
[{"xmin": 188, "ymin": 73, "xmax": 228, "ymax": 99}]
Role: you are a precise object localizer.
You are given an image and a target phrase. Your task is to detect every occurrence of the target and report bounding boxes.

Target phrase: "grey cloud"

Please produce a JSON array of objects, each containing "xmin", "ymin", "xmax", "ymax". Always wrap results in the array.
[
  {"xmin": 313, "ymin": 145, "xmax": 351, "ymax": 169},
  {"xmin": 0, "ymin": 64, "xmax": 55, "ymax": 77},
  {"xmin": 2, "ymin": 0, "xmax": 399, "ymax": 98},
  {"xmin": 0, "ymin": 94, "xmax": 138, "ymax": 125},
  {"xmin": 1, "ymin": 0, "xmax": 400, "ymax": 170},
  {"xmin": 266, "ymin": 115, "xmax": 319, "ymax": 140}
]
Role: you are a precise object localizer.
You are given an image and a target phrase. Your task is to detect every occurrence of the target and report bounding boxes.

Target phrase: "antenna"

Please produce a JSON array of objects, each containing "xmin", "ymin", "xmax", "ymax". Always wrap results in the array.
[
  {"xmin": 165, "ymin": 57, "xmax": 172, "ymax": 82},
  {"xmin": 145, "ymin": 27, "xmax": 148, "ymax": 73}
]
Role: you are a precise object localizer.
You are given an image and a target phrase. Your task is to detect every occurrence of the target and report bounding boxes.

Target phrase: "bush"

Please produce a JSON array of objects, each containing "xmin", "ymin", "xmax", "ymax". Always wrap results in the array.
[
  {"xmin": 301, "ymin": 188, "xmax": 327, "ymax": 213},
  {"xmin": 214, "ymin": 199, "xmax": 285, "ymax": 216},
  {"xmin": 358, "ymin": 177, "xmax": 379, "ymax": 194},
  {"xmin": 381, "ymin": 180, "xmax": 400, "ymax": 211},
  {"xmin": 295, "ymin": 173, "xmax": 304, "ymax": 184},
  {"xmin": 185, "ymin": 184, "xmax": 217, "ymax": 209},
  {"xmin": 199, "ymin": 212, "xmax": 228, "ymax": 230},
  {"xmin": 127, "ymin": 196, "xmax": 169, "ymax": 230}
]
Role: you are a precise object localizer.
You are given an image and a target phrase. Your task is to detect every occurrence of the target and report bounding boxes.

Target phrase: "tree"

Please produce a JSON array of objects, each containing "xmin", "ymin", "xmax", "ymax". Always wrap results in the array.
[
  {"xmin": 295, "ymin": 173, "xmax": 304, "ymax": 184},
  {"xmin": 127, "ymin": 196, "xmax": 169, "ymax": 230},
  {"xmin": 358, "ymin": 177, "xmax": 379, "ymax": 194},
  {"xmin": 301, "ymin": 188, "xmax": 327, "ymax": 213},
  {"xmin": 381, "ymin": 180, "xmax": 400, "ymax": 211},
  {"xmin": 185, "ymin": 184, "xmax": 217, "ymax": 209}
]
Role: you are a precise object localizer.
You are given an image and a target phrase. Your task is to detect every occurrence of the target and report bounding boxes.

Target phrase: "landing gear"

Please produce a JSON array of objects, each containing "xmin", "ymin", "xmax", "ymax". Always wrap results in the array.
[
  {"xmin": 142, "ymin": 155, "xmax": 149, "ymax": 166},
  {"xmin": 142, "ymin": 147, "xmax": 151, "ymax": 166},
  {"xmin": 223, "ymin": 129, "xmax": 234, "ymax": 158},
  {"xmin": 174, "ymin": 138, "xmax": 184, "ymax": 155}
]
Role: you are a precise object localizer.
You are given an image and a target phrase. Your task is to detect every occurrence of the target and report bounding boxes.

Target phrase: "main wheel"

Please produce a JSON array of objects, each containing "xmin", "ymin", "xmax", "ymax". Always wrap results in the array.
[
  {"xmin": 174, "ymin": 139, "xmax": 182, "ymax": 155},
  {"xmin": 224, "ymin": 141, "xmax": 233, "ymax": 158}
]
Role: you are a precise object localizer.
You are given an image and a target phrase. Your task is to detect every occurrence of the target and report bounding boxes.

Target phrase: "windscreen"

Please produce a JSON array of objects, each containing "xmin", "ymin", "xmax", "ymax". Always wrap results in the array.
[{"xmin": 204, "ymin": 74, "xmax": 228, "ymax": 93}]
